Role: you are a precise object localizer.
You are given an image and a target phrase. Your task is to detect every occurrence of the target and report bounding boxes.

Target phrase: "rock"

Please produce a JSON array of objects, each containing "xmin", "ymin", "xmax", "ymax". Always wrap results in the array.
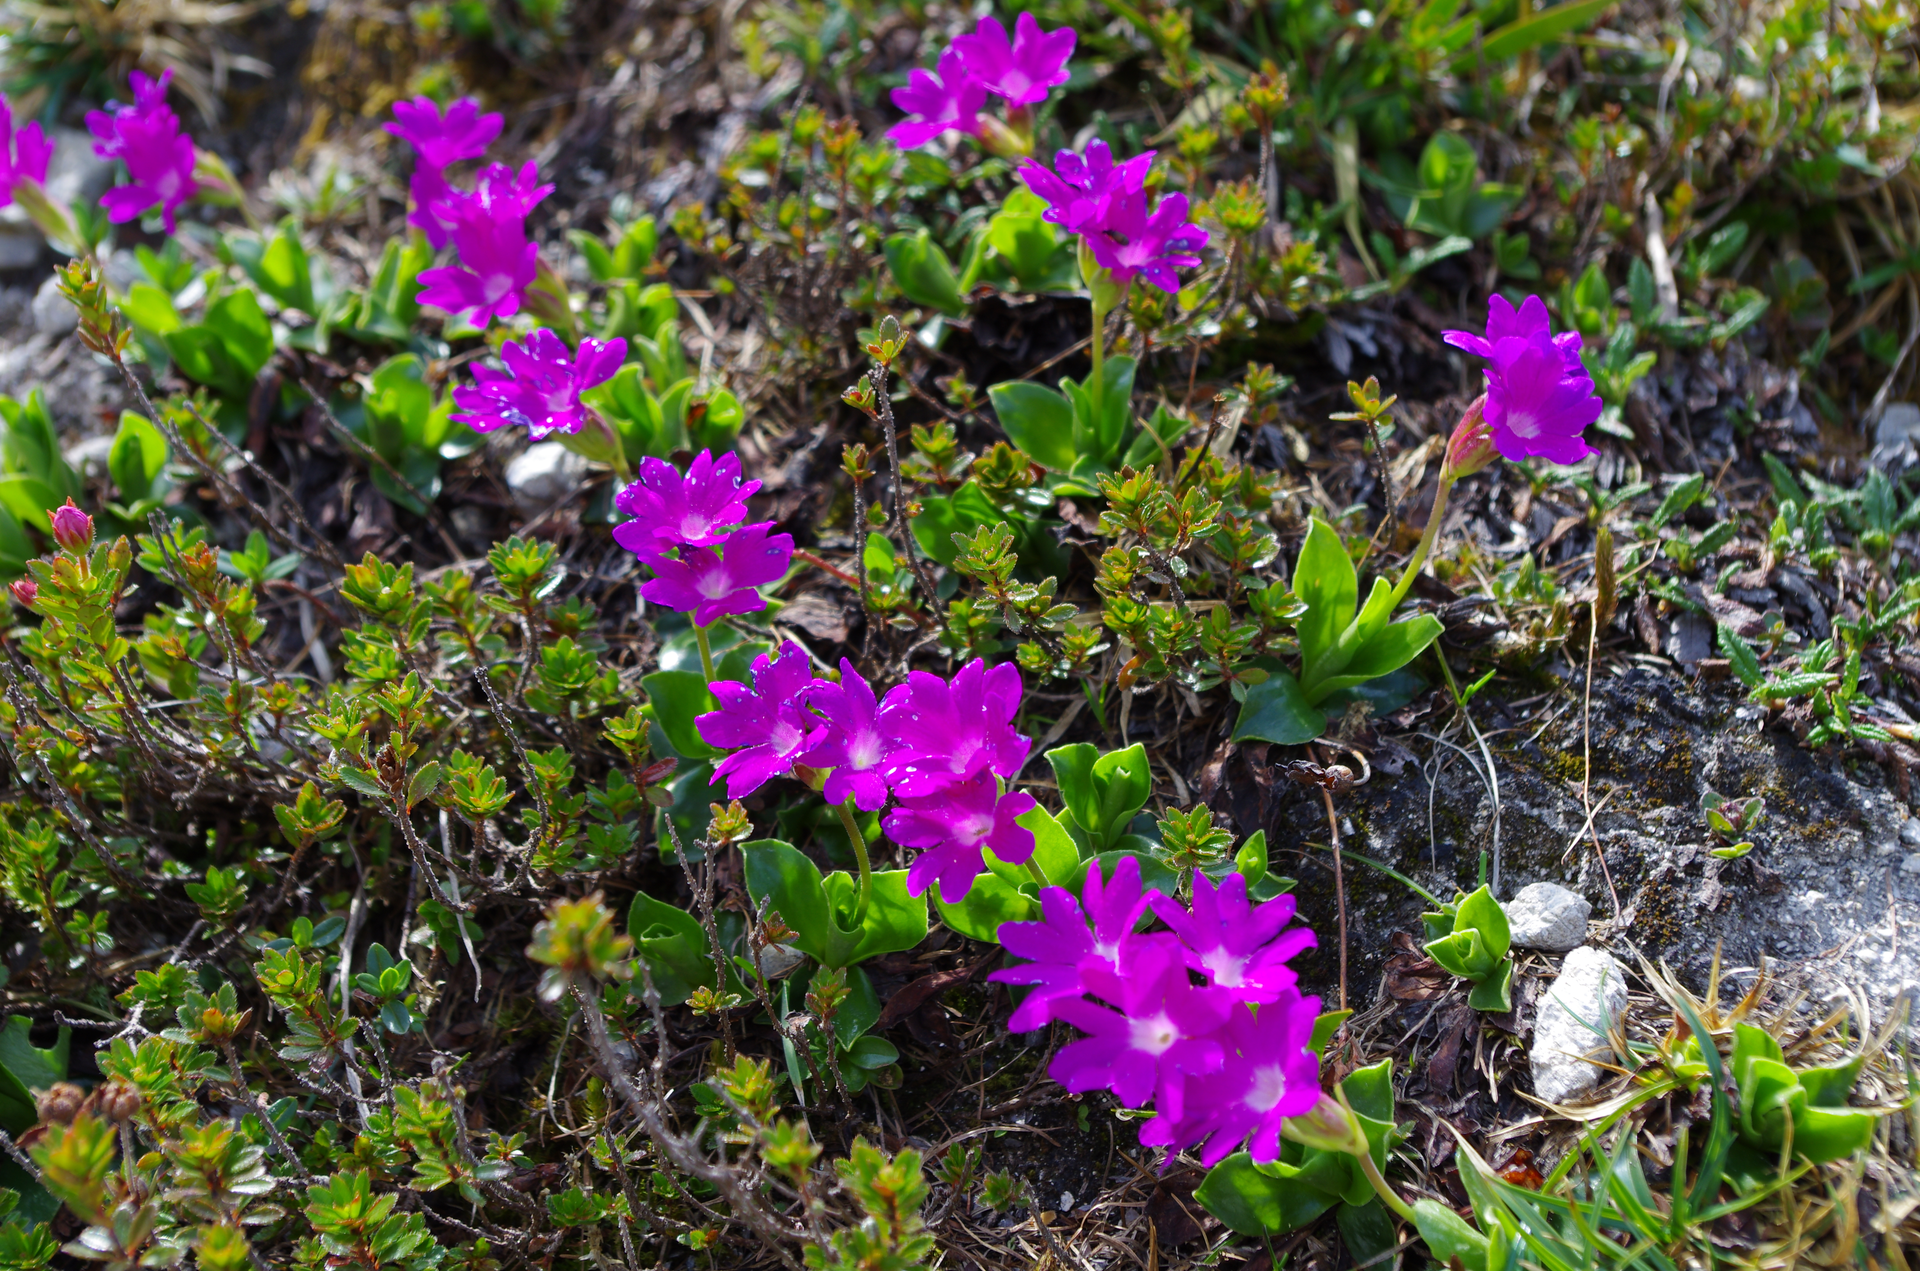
[
  {"xmin": 504, "ymin": 442, "xmax": 587, "ymax": 512},
  {"xmin": 31, "ymin": 275, "xmax": 74, "ymax": 337},
  {"xmin": 62, "ymin": 433, "xmax": 115, "ymax": 477},
  {"xmin": 1530, "ymin": 946, "xmax": 1629, "ymax": 1105},
  {"xmin": 1902, "ymin": 818, "xmax": 1920, "ymax": 847},
  {"xmin": 1902, "ymin": 854, "xmax": 1920, "ymax": 875},
  {"xmin": 1505, "ymin": 883, "xmax": 1591, "ymax": 952},
  {"xmin": 1872, "ymin": 401, "xmax": 1920, "ymax": 469}
]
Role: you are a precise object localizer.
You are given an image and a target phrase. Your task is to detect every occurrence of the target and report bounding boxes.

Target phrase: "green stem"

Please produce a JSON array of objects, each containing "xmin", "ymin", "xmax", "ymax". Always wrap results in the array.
[
  {"xmin": 835, "ymin": 800, "xmax": 873, "ymax": 926},
  {"xmin": 1387, "ymin": 469, "xmax": 1457, "ymax": 611},
  {"xmin": 1088, "ymin": 291, "xmax": 1107, "ymax": 424},
  {"xmin": 1354, "ymin": 1141, "xmax": 1418, "ymax": 1224},
  {"xmin": 1024, "ymin": 858, "xmax": 1051, "ymax": 889},
  {"xmin": 694, "ymin": 623, "xmax": 716, "ymax": 683}
]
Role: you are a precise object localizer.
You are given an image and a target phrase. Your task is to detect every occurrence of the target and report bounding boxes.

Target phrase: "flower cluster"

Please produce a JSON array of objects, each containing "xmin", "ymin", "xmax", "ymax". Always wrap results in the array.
[
  {"xmin": 1021, "ymin": 141, "xmax": 1208, "ymax": 295},
  {"xmin": 992, "ymin": 859, "xmax": 1323, "ymax": 1165},
  {"xmin": 452, "ymin": 328, "xmax": 626, "ymax": 441},
  {"xmin": 0, "ymin": 98, "xmax": 51, "ymax": 209},
  {"xmin": 615, "ymin": 451, "xmax": 793, "ymax": 628},
  {"xmin": 693, "ymin": 645, "xmax": 1037, "ymax": 904},
  {"xmin": 87, "ymin": 70, "xmax": 196, "ymax": 232},
  {"xmin": 889, "ymin": 13, "xmax": 1074, "ymax": 150},
  {"xmin": 388, "ymin": 96, "xmax": 551, "ymax": 327},
  {"xmin": 1442, "ymin": 295, "xmax": 1601, "ymax": 466}
]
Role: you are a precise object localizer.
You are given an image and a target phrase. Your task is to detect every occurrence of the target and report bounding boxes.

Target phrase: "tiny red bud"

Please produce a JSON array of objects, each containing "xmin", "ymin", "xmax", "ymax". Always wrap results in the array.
[
  {"xmin": 49, "ymin": 500, "xmax": 93, "ymax": 553},
  {"xmin": 1442, "ymin": 395, "xmax": 1498, "ymax": 481},
  {"xmin": 9, "ymin": 579, "xmax": 35, "ymax": 608}
]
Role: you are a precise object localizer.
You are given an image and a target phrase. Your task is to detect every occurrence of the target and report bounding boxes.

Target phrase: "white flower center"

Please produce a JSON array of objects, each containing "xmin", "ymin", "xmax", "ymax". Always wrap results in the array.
[
  {"xmin": 1505, "ymin": 409, "xmax": 1541, "ymax": 438},
  {"xmin": 1201, "ymin": 947, "xmax": 1245, "ymax": 986},
  {"xmin": 848, "ymin": 733, "xmax": 883, "ymax": 769},
  {"xmin": 1247, "ymin": 1064, "xmax": 1289, "ymax": 1113},
  {"xmin": 1128, "ymin": 1012, "xmax": 1179, "ymax": 1056}
]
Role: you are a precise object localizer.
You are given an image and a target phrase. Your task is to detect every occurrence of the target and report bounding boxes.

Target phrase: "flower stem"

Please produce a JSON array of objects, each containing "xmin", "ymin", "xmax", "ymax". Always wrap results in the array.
[
  {"xmin": 694, "ymin": 623, "xmax": 716, "ymax": 683},
  {"xmin": 1387, "ymin": 469, "xmax": 1457, "ymax": 612},
  {"xmin": 1353, "ymin": 1132, "xmax": 1417, "ymax": 1224},
  {"xmin": 835, "ymin": 800, "xmax": 873, "ymax": 926},
  {"xmin": 1024, "ymin": 858, "xmax": 1051, "ymax": 889}
]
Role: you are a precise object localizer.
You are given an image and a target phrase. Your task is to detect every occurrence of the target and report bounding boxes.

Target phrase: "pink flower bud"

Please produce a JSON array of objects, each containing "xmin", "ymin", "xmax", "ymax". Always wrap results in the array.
[
  {"xmin": 9, "ymin": 579, "xmax": 36, "ymax": 608},
  {"xmin": 49, "ymin": 500, "xmax": 93, "ymax": 552},
  {"xmin": 1279, "ymin": 1091, "xmax": 1370, "ymax": 1157},
  {"xmin": 1442, "ymin": 394, "xmax": 1497, "ymax": 481}
]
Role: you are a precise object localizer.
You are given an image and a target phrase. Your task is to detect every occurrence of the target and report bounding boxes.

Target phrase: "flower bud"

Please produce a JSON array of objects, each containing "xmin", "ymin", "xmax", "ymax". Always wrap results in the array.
[
  {"xmin": 1279, "ymin": 1091, "xmax": 1370, "ymax": 1157},
  {"xmin": 49, "ymin": 499, "xmax": 93, "ymax": 553},
  {"xmin": 1441, "ymin": 395, "xmax": 1497, "ymax": 481},
  {"xmin": 34, "ymin": 1081, "xmax": 85, "ymax": 1127},
  {"xmin": 9, "ymin": 579, "xmax": 36, "ymax": 609}
]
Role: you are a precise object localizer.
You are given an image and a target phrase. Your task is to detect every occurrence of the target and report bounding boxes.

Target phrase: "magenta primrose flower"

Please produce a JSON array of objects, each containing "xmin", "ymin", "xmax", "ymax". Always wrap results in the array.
[
  {"xmin": 1019, "ymin": 140, "xmax": 1155, "ymax": 234},
  {"xmin": 950, "ymin": 12, "xmax": 1075, "ymax": 107},
  {"xmin": 1137, "ymin": 992, "xmax": 1323, "ymax": 1167},
  {"xmin": 990, "ymin": 856, "xmax": 1151, "ymax": 1029},
  {"xmin": 636, "ymin": 521, "xmax": 794, "ymax": 628},
  {"xmin": 1086, "ymin": 187, "xmax": 1210, "ymax": 295},
  {"xmin": 883, "ymin": 773, "xmax": 1037, "ymax": 904},
  {"xmin": 0, "ymin": 98, "xmax": 51, "ymax": 205},
  {"xmin": 1149, "ymin": 872, "xmax": 1315, "ymax": 1003},
  {"xmin": 888, "ymin": 47, "xmax": 989, "ymax": 149},
  {"xmin": 1049, "ymin": 938, "xmax": 1230, "ymax": 1119},
  {"xmin": 799, "ymin": 660, "xmax": 892, "ymax": 812},
  {"xmin": 878, "ymin": 658, "xmax": 1029, "ymax": 797},
  {"xmin": 416, "ymin": 161, "xmax": 551, "ymax": 326},
  {"xmin": 452, "ymin": 329, "xmax": 625, "ymax": 439},
  {"xmin": 86, "ymin": 69, "xmax": 197, "ymax": 233},
  {"xmin": 696, "ymin": 642, "xmax": 824, "ymax": 799},
  {"xmin": 386, "ymin": 95, "xmax": 504, "ymax": 249},
  {"xmin": 1443, "ymin": 295, "xmax": 1601, "ymax": 465},
  {"xmin": 613, "ymin": 450, "xmax": 761, "ymax": 553}
]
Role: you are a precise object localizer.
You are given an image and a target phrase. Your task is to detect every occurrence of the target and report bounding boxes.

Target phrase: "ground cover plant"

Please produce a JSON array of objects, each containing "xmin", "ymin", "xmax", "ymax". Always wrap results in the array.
[{"xmin": 0, "ymin": 0, "xmax": 1910, "ymax": 1267}]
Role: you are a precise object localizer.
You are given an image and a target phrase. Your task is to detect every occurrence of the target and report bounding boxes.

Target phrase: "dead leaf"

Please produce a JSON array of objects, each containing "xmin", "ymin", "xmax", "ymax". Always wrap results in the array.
[{"xmin": 1385, "ymin": 932, "xmax": 1453, "ymax": 1002}]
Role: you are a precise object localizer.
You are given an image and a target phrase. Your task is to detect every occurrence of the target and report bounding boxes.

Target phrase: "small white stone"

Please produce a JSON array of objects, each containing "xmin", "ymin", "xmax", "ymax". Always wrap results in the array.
[
  {"xmin": 61, "ymin": 433, "xmax": 115, "ymax": 477},
  {"xmin": 1530, "ymin": 947, "xmax": 1629, "ymax": 1105},
  {"xmin": 1059, "ymin": 1192, "xmax": 1074, "ymax": 1212},
  {"xmin": 1901, "ymin": 819, "xmax": 1920, "ymax": 847},
  {"xmin": 1504, "ymin": 883, "xmax": 1591, "ymax": 953},
  {"xmin": 503, "ymin": 442, "xmax": 588, "ymax": 512},
  {"xmin": 31, "ymin": 274, "xmax": 74, "ymax": 336},
  {"xmin": 1901, "ymin": 853, "xmax": 1920, "ymax": 875}
]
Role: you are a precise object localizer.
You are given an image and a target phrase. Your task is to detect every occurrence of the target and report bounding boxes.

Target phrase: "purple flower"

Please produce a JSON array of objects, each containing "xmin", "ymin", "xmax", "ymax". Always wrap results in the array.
[
  {"xmin": 1149, "ymin": 872, "xmax": 1314, "ymax": 1004},
  {"xmin": 877, "ymin": 658, "xmax": 1029, "ymax": 797},
  {"xmin": 1019, "ymin": 140, "xmax": 1156, "ymax": 235},
  {"xmin": 989, "ymin": 856, "xmax": 1152, "ymax": 1029},
  {"xmin": 86, "ymin": 70, "xmax": 196, "ymax": 233},
  {"xmin": 950, "ymin": 13, "xmax": 1075, "ymax": 107},
  {"xmin": 386, "ymin": 96, "xmax": 504, "ymax": 249},
  {"xmin": 635, "ymin": 521, "xmax": 794, "ymax": 628},
  {"xmin": 888, "ymin": 47, "xmax": 989, "ymax": 150},
  {"xmin": 696, "ymin": 642, "xmax": 824, "ymax": 799},
  {"xmin": 798, "ymin": 660, "xmax": 893, "ymax": 812},
  {"xmin": 416, "ymin": 161, "xmax": 551, "ymax": 326},
  {"xmin": 1086, "ymin": 187, "xmax": 1209, "ymax": 295},
  {"xmin": 386, "ymin": 95, "xmax": 503, "ymax": 171},
  {"xmin": 1137, "ymin": 992, "xmax": 1323, "ymax": 1166},
  {"xmin": 1443, "ymin": 296, "xmax": 1601, "ymax": 465},
  {"xmin": 1048, "ymin": 939, "xmax": 1230, "ymax": 1118},
  {"xmin": 883, "ymin": 773, "xmax": 1037, "ymax": 904},
  {"xmin": 50, "ymin": 499, "xmax": 93, "ymax": 552},
  {"xmin": 0, "ymin": 98, "xmax": 51, "ymax": 203},
  {"xmin": 451, "ymin": 329, "xmax": 626, "ymax": 439},
  {"xmin": 612, "ymin": 451, "xmax": 761, "ymax": 553}
]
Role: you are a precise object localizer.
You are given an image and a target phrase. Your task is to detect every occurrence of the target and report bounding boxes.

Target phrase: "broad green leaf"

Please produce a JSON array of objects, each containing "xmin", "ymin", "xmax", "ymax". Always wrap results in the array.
[
  {"xmin": 203, "ymin": 288, "xmax": 274, "ymax": 381},
  {"xmin": 640, "ymin": 670, "xmax": 719, "ymax": 761},
  {"xmin": 1471, "ymin": 0, "xmax": 1612, "ymax": 63},
  {"xmin": 120, "ymin": 283, "xmax": 182, "ymax": 335},
  {"xmin": 0, "ymin": 1016, "xmax": 67, "ymax": 1134},
  {"xmin": 1045, "ymin": 743, "xmax": 1150, "ymax": 853},
  {"xmin": 987, "ymin": 381, "xmax": 1076, "ymax": 471},
  {"xmin": 1194, "ymin": 1152, "xmax": 1340, "ymax": 1237},
  {"xmin": 742, "ymin": 840, "xmax": 925, "ymax": 970},
  {"xmin": 1231, "ymin": 668, "xmax": 1323, "ymax": 744},
  {"xmin": 1454, "ymin": 885, "xmax": 1511, "ymax": 960},
  {"xmin": 1304, "ymin": 614, "xmax": 1444, "ymax": 705},
  {"xmin": 1411, "ymin": 1198, "xmax": 1490, "ymax": 1271},
  {"xmin": 883, "ymin": 229, "xmax": 965, "ymax": 315},
  {"xmin": 0, "ymin": 475, "xmax": 63, "ymax": 531},
  {"xmin": 1294, "ymin": 519, "xmax": 1357, "ymax": 674},
  {"xmin": 933, "ymin": 866, "xmax": 1034, "ymax": 942},
  {"xmin": 820, "ymin": 866, "xmax": 928, "ymax": 964},
  {"xmin": 1337, "ymin": 1200, "xmax": 1401, "ymax": 1271},
  {"xmin": 108, "ymin": 413, "xmax": 168, "ymax": 503}
]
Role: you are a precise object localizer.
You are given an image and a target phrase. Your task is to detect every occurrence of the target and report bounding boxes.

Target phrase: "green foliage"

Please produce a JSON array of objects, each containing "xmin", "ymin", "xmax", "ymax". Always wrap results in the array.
[
  {"xmin": 740, "ymin": 838, "xmax": 927, "ymax": 971},
  {"xmin": 1421, "ymin": 885, "xmax": 1516, "ymax": 1012}
]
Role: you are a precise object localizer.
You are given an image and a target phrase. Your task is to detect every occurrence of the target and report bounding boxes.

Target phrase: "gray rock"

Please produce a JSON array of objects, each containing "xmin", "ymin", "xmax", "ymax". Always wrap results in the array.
[
  {"xmin": 62, "ymin": 433, "xmax": 115, "ymax": 477},
  {"xmin": 31, "ymin": 275, "xmax": 74, "ymax": 337},
  {"xmin": 1872, "ymin": 401, "xmax": 1920, "ymax": 469},
  {"xmin": 1530, "ymin": 946, "xmax": 1629, "ymax": 1105},
  {"xmin": 504, "ymin": 442, "xmax": 588, "ymax": 511},
  {"xmin": 1505, "ymin": 883, "xmax": 1591, "ymax": 952},
  {"xmin": 1903, "ymin": 854, "xmax": 1920, "ymax": 875},
  {"xmin": 1902, "ymin": 818, "xmax": 1920, "ymax": 847}
]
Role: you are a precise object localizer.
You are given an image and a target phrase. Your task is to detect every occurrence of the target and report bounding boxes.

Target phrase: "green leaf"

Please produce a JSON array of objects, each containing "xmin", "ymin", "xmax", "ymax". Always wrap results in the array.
[
  {"xmin": 1336, "ymin": 1200, "xmax": 1401, "ymax": 1271},
  {"xmin": 107, "ymin": 413, "xmax": 169, "ymax": 504},
  {"xmin": 987, "ymin": 381, "xmax": 1076, "ymax": 471},
  {"xmin": 883, "ymin": 230, "xmax": 966, "ymax": 315},
  {"xmin": 1453, "ymin": 885, "xmax": 1511, "ymax": 960},
  {"xmin": 1717, "ymin": 625, "xmax": 1764, "ymax": 687},
  {"xmin": 202, "ymin": 288, "xmax": 274, "ymax": 382},
  {"xmin": 741, "ymin": 840, "xmax": 925, "ymax": 969},
  {"xmin": 1045, "ymin": 743, "xmax": 1151, "ymax": 853},
  {"xmin": 1472, "ymin": 0, "xmax": 1612, "ymax": 63},
  {"xmin": 1304, "ymin": 614, "xmax": 1445, "ymax": 705},
  {"xmin": 1233, "ymin": 830, "xmax": 1267, "ymax": 886},
  {"xmin": 1424, "ymin": 928, "xmax": 1488, "ymax": 980},
  {"xmin": 933, "ymin": 867, "xmax": 1035, "ymax": 942},
  {"xmin": 1467, "ymin": 958, "xmax": 1515, "ymax": 1012},
  {"xmin": 257, "ymin": 223, "xmax": 316, "ymax": 312},
  {"xmin": 640, "ymin": 670, "xmax": 719, "ymax": 761},
  {"xmin": 0, "ymin": 1016, "xmax": 67, "ymax": 1135},
  {"xmin": 406, "ymin": 762, "xmax": 443, "ymax": 811},
  {"xmin": 1294, "ymin": 519, "xmax": 1358, "ymax": 674},
  {"xmin": 120, "ymin": 283, "xmax": 181, "ymax": 335},
  {"xmin": 0, "ymin": 475, "xmax": 61, "ymax": 532},
  {"xmin": 1194, "ymin": 1152, "xmax": 1340, "ymax": 1237},
  {"xmin": 628, "ymin": 888, "xmax": 729, "ymax": 1007},
  {"xmin": 1309, "ymin": 1009, "xmax": 1351, "ymax": 1056},
  {"xmin": 1411, "ymin": 1198, "xmax": 1490, "ymax": 1271},
  {"xmin": 1231, "ymin": 668, "xmax": 1324, "ymax": 745}
]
